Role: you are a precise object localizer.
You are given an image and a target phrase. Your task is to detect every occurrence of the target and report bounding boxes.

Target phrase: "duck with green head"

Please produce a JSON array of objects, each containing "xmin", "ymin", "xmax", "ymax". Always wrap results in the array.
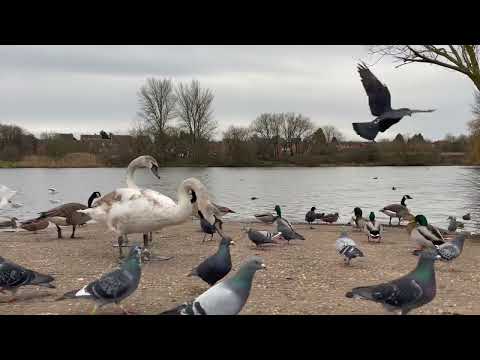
[
  {"xmin": 408, "ymin": 215, "xmax": 445, "ymax": 254},
  {"xmin": 365, "ymin": 212, "xmax": 383, "ymax": 242},
  {"xmin": 254, "ymin": 205, "xmax": 282, "ymax": 224}
]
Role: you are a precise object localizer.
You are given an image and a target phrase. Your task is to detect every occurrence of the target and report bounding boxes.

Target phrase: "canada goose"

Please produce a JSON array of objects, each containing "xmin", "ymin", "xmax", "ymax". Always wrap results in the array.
[
  {"xmin": 20, "ymin": 218, "xmax": 50, "ymax": 233},
  {"xmin": 78, "ymin": 177, "xmax": 212, "ymax": 259},
  {"xmin": 380, "ymin": 195, "xmax": 413, "ymax": 225},
  {"xmin": 37, "ymin": 191, "xmax": 101, "ymax": 239}
]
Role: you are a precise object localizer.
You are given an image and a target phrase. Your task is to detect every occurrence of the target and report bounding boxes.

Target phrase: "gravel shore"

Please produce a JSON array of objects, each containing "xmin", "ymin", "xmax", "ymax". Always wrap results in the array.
[{"xmin": 0, "ymin": 221, "xmax": 478, "ymax": 315}]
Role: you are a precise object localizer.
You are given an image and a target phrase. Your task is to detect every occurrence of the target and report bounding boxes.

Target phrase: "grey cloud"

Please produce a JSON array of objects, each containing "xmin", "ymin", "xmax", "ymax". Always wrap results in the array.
[{"xmin": 0, "ymin": 45, "xmax": 475, "ymax": 140}]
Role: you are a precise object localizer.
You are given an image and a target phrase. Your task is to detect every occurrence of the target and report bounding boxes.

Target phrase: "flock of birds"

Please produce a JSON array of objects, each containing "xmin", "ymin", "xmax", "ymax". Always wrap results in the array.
[
  {"xmin": 0, "ymin": 62, "xmax": 470, "ymax": 315},
  {"xmin": 0, "ymin": 154, "xmax": 473, "ymax": 314}
]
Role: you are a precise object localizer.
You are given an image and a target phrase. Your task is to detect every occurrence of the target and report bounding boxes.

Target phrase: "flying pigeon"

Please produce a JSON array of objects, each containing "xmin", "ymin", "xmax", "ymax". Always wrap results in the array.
[
  {"xmin": 56, "ymin": 246, "xmax": 143, "ymax": 314},
  {"xmin": 246, "ymin": 228, "xmax": 283, "ymax": 248},
  {"xmin": 346, "ymin": 250, "xmax": 438, "ymax": 315},
  {"xmin": 160, "ymin": 256, "xmax": 266, "ymax": 315},
  {"xmin": 0, "ymin": 256, "xmax": 55, "ymax": 302},
  {"xmin": 353, "ymin": 62, "xmax": 435, "ymax": 141},
  {"xmin": 336, "ymin": 230, "xmax": 364, "ymax": 265},
  {"xmin": 188, "ymin": 236, "xmax": 234, "ymax": 286}
]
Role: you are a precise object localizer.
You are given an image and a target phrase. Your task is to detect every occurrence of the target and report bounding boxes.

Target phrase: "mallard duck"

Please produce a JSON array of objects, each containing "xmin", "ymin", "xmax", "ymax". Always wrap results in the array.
[
  {"xmin": 407, "ymin": 215, "xmax": 445, "ymax": 254},
  {"xmin": 78, "ymin": 177, "xmax": 212, "ymax": 259},
  {"xmin": 305, "ymin": 207, "xmax": 320, "ymax": 227},
  {"xmin": 320, "ymin": 212, "xmax": 339, "ymax": 224},
  {"xmin": 37, "ymin": 191, "xmax": 101, "ymax": 239},
  {"xmin": 365, "ymin": 212, "xmax": 383, "ymax": 242},
  {"xmin": 211, "ymin": 203, "xmax": 235, "ymax": 218},
  {"xmin": 0, "ymin": 216, "xmax": 17, "ymax": 229},
  {"xmin": 254, "ymin": 205, "xmax": 281, "ymax": 224},
  {"xmin": 447, "ymin": 216, "xmax": 464, "ymax": 232},
  {"xmin": 20, "ymin": 218, "xmax": 50, "ymax": 233},
  {"xmin": 380, "ymin": 195, "xmax": 413, "ymax": 225},
  {"xmin": 351, "ymin": 207, "xmax": 365, "ymax": 230}
]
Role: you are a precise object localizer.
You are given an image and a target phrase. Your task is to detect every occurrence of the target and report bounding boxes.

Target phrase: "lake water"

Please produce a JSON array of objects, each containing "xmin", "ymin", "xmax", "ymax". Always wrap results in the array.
[{"xmin": 1, "ymin": 166, "xmax": 479, "ymax": 233}]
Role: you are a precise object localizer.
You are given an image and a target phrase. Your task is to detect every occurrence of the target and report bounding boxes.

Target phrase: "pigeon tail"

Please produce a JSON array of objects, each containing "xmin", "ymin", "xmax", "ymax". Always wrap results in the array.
[
  {"xmin": 352, "ymin": 122, "xmax": 379, "ymax": 141},
  {"xmin": 31, "ymin": 273, "xmax": 56, "ymax": 288},
  {"xmin": 295, "ymin": 232, "xmax": 306, "ymax": 240},
  {"xmin": 346, "ymin": 286, "xmax": 378, "ymax": 301}
]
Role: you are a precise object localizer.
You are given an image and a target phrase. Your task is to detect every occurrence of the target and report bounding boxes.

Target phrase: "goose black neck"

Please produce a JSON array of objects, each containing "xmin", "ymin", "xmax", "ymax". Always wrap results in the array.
[
  {"xmin": 87, "ymin": 192, "xmax": 98, "ymax": 208},
  {"xmin": 401, "ymin": 196, "xmax": 407, "ymax": 206}
]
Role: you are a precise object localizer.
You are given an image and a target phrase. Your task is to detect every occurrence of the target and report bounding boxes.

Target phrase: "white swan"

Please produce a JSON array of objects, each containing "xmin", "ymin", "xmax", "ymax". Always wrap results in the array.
[{"xmin": 79, "ymin": 177, "xmax": 211, "ymax": 259}]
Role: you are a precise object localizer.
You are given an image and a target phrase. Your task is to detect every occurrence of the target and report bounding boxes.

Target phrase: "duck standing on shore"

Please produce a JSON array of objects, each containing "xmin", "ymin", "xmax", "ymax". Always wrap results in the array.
[
  {"xmin": 319, "ymin": 212, "xmax": 339, "ymax": 224},
  {"xmin": 365, "ymin": 212, "xmax": 383, "ymax": 242},
  {"xmin": 351, "ymin": 207, "xmax": 365, "ymax": 230},
  {"xmin": 407, "ymin": 215, "xmax": 445, "ymax": 254},
  {"xmin": 20, "ymin": 218, "xmax": 50, "ymax": 233}
]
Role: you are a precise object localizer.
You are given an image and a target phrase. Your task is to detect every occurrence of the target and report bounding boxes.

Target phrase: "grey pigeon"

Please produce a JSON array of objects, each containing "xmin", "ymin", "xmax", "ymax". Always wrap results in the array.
[
  {"xmin": 0, "ymin": 256, "xmax": 55, "ymax": 302},
  {"xmin": 335, "ymin": 230, "xmax": 364, "ymax": 265},
  {"xmin": 435, "ymin": 233, "xmax": 466, "ymax": 263},
  {"xmin": 198, "ymin": 210, "xmax": 223, "ymax": 242},
  {"xmin": 188, "ymin": 236, "xmax": 234, "ymax": 286},
  {"xmin": 275, "ymin": 217, "xmax": 305, "ymax": 243},
  {"xmin": 160, "ymin": 256, "xmax": 266, "ymax": 315},
  {"xmin": 56, "ymin": 246, "xmax": 143, "ymax": 314},
  {"xmin": 346, "ymin": 250, "xmax": 438, "ymax": 315},
  {"xmin": 247, "ymin": 228, "xmax": 283, "ymax": 247}
]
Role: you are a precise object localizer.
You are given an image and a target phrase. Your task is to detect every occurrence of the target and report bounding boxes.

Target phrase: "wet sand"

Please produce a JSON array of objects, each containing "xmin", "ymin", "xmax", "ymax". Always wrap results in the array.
[{"xmin": 0, "ymin": 221, "xmax": 478, "ymax": 315}]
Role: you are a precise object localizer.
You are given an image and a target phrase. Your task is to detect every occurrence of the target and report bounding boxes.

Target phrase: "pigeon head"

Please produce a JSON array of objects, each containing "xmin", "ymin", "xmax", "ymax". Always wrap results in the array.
[
  {"xmin": 417, "ymin": 249, "xmax": 441, "ymax": 261},
  {"xmin": 220, "ymin": 236, "xmax": 235, "ymax": 247},
  {"xmin": 311, "ymin": 207, "xmax": 316, "ymax": 211},
  {"xmin": 369, "ymin": 212, "xmax": 375, "ymax": 221},
  {"xmin": 127, "ymin": 246, "xmax": 143, "ymax": 261},
  {"xmin": 244, "ymin": 256, "xmax": 267, "ymax": 271},
  {"xmin": 415, "ymin": 215, "xmax": 428, "ymax": 227}
]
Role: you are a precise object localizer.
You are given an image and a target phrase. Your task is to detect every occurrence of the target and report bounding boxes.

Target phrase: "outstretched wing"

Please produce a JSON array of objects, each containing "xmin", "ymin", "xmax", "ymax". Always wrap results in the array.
[{"xmin": 358, "ymin": 63, "xmax": 392, "ymax": 116}]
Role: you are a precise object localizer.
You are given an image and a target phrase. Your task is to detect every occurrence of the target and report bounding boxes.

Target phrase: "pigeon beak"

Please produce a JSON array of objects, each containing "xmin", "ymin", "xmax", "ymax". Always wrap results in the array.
[
  {"xmin": 230, "ymin": 240, "xmax": 236, "ymax": 246},
  {"xmin": 261, "ymin": 263, "xmax": 267, "ymax": 270},
  {"xmin": 229, "ymin": 210, "xmax": 236, "ymax": 213}
]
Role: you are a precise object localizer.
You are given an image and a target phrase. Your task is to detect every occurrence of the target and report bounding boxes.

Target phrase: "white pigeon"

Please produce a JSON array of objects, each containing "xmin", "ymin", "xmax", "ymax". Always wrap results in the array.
[{"xmin": 335, "ymin": 230, "xmax": 364, "ymax": 265}]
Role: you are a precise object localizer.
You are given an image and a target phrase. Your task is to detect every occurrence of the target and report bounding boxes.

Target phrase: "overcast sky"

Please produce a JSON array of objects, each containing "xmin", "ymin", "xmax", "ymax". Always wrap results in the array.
[{"xmin": 0, "ymin": 45, "xmax": 475, "ymax": 141}]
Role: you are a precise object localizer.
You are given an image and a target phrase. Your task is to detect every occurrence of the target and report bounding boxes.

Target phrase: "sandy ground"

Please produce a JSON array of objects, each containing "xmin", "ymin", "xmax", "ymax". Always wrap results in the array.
[{"xmin": 0, "ymin": 220, "xmax": 479, "ymax": 315}]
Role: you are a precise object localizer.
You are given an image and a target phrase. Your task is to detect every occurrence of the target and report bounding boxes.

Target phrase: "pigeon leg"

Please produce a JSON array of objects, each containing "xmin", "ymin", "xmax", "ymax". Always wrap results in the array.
[
  {"xmin": 56, "ymin": 225, "xmax": 62, "ymax": 239},
  {"xmin": 202, "ymin": 233, "xmax": 206, "ymax": 243},
  {"xmin": 70, "ymin": 225, "xmax": 76, "ymax": 238},
  {"xmin": 118, "ymin": 235, "xmax": 125, "ymax": 258},
  {"xmin": 398, "ymin": 217, "xmax": 401, "ymax": 225},
  {"xmin": 143, "ymin": 233, "xmax": 149, "ymax": 248},
  {"xmin": 118, "ymin": 303, "xmax": 136, "ymax": 315},
  {"xmin": 389, "ymin": 217, "xmax": 392, "ymax": 226},
  {"xmin": 90, "ymin": 304, "xmax": 99, "ymax": 315}
]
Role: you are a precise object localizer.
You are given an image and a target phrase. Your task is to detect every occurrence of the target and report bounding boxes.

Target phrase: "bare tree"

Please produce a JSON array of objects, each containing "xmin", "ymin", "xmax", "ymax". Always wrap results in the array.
[
  {"xmin": 251, "ymin": 113, "xmax": 278, "ymax": 159},
  {"xmin": 322, "ymin": 125, "xmax": 345, "ymax": 143},
  {"xmin": 176, "ymin": 80, "xmax": 217, "ymax": 148},
  {"xmin": 281, "ymin": 113, "xmax": 314, "ymax": 156},
  {"xmin": 369, "ymin": 45, "xmax": 480, "ymax": 91},
  {"xmin": 137, "ymin": 78, "xmax": 177, "ymax": 137}
]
